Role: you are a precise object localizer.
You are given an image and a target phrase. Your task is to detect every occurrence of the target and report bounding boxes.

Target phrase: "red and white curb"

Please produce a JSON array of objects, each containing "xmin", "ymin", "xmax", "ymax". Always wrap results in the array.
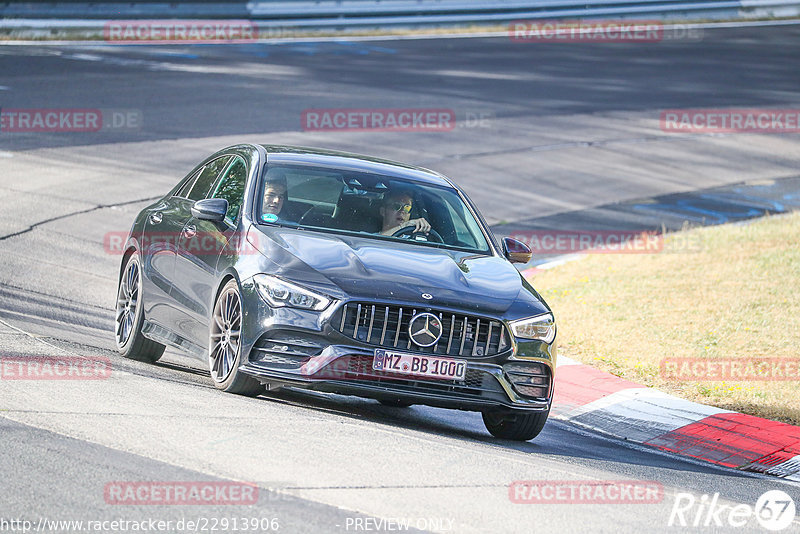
[{"xmin": 551, "ymin": 356, "xmax": 800, "ymax": 480}]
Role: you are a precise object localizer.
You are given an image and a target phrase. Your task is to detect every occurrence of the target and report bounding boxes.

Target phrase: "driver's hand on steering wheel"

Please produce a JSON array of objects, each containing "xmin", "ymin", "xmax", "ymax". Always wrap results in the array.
[
  {"xmin": 405, "ymin": 218, "xmax": 431, "ymax": 233},
  {"xmin": 382, "ymin": 218, "xmax": 431, "ymax": 236}
]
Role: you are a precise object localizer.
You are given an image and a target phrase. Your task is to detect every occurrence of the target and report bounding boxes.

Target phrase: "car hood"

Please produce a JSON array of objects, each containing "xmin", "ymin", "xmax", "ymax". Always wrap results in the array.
[{"xmin": 250, "ymin": 226, "xmax": 546, "ymax": 316}]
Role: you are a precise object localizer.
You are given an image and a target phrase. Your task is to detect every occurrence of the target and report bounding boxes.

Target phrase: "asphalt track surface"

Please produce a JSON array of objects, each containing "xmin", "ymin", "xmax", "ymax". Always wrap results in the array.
[{"xmin": 1, "ymin": 24, "xmax": 800, "ymax": 533}]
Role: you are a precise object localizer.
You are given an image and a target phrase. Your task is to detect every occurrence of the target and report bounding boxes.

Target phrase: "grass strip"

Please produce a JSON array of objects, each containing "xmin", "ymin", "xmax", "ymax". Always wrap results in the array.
[{"xmin": 532, "ymin": 212, "xmax": 800, "ymax": 425}]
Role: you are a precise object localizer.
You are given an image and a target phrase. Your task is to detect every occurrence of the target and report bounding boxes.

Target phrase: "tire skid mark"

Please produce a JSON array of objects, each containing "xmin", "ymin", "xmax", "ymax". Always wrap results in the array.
[
  {"xmin": 427, "ymin": 132, "xmax": 727, "ymax": 163},
  {"xmin": 0, "ymin": 284, "xmax": 112, "ymax": 331}
]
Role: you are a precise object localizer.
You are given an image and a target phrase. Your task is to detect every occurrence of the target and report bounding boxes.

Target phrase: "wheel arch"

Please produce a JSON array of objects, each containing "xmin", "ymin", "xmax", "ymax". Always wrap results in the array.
[
  {"xmin": 118, "ymin": 238, "xmax": 141, "ymax": 282},
  {"xmin": 212, "ymin": 268, "xmax": 243, "ymax": 309}
]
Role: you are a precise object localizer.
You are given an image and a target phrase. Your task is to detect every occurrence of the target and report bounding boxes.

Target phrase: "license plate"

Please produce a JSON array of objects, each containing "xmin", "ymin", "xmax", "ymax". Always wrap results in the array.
[{"xmin": 373, "ymin": 349, "xmax": 467, "ymax": 381}]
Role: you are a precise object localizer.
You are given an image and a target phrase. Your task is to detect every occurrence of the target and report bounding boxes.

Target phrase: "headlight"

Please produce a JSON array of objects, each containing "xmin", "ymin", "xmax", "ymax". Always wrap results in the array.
[
  {"xmin": 253, "ymin": 274, "xmax": 332, "ymax": 311},
  {"xmin": 509, "ymin": 313, "xmax": 556, "ymax": 343}
]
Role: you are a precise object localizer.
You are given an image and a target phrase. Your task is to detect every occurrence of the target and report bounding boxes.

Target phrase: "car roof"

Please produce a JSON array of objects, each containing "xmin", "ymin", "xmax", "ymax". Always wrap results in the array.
[{"xmin": 258, "ymin": 144, "xmax": 454, "ymax": 188}]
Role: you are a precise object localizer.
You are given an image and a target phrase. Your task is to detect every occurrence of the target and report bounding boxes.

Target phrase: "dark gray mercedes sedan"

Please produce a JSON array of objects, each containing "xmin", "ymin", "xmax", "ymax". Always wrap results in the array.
[{"xmin": 115, "ymin": 144, "xmax": 556, "ymax": 440}]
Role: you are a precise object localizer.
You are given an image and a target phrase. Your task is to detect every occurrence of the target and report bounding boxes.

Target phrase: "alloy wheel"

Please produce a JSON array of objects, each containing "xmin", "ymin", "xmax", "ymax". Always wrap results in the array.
[
  {"xmin": 115, "ymin": 258, "xmax": 140, "ymax": 348},
  {"xmin": 210, "ymin": 286, "xmax": 242, "ymax": 382}
]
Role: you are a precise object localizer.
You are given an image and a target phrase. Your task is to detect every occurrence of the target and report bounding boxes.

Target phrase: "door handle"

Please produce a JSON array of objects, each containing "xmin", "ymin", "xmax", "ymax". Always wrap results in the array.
[
  {"xmin": 148, "ymin": 212, "xmax": 163, "ymax": 225},
  {"xmin": 183, "ymin": 225, "xmax": 197, "ymax": 238}
]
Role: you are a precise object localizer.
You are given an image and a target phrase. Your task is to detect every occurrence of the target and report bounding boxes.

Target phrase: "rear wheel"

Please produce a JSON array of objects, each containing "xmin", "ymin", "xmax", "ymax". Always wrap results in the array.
[
  {"xmin": 115, "ymin": 253, "xmax": 165, "ymax": 363},
  {"xmin": 482, "ymin": 408, "xmax": 549, "ymax": 441},
  {"xmin": 209, "ymin": 279, "xmax": 264, "ymax": 397}
]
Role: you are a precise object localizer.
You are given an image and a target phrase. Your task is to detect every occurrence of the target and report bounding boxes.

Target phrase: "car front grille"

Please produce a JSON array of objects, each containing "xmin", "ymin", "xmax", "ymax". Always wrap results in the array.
[{"xmin": 334, "ymin": 302, "xmax": 510, "ymax": 357}]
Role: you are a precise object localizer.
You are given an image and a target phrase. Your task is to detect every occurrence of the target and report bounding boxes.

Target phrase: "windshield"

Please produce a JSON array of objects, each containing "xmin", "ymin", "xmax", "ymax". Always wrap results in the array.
[{"xmin": 257, "ymin": 164, "xmax": 491, "ymax": 254}]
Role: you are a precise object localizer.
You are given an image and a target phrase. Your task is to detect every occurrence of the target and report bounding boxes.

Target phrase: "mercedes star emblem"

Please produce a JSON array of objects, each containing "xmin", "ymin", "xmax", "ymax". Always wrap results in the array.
[{"xmin": 408, "ymin": 312, "xmax": 443, "ymax": 347}]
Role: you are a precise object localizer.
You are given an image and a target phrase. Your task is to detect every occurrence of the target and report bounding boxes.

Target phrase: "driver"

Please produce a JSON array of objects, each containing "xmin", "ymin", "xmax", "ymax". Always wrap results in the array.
[{"xmin": 379, "ymin": 189, "xmax": 431, "ymax": 236}]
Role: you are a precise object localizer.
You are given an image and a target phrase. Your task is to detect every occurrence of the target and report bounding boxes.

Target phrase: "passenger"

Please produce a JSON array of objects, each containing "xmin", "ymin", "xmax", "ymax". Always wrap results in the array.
[
  {"xmin": 261, "ymin": 176, "xmax": 287, "ymax": 222},
  {"xmin": 380, "ymin": 189, "xmax": 431, "ymax": 236}
]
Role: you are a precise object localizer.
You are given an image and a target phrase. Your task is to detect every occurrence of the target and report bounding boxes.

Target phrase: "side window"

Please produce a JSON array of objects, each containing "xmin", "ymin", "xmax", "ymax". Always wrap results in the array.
[
  {"xmin": 175, "ymin": 168, "xmax": 202, "ymax": 198},
  {"xmin": 187, "ymin": 156, "xmax": 231, "ymax": 201},
  {"xmin": 211, "ymin": 156, "xmax": 248, "ymax": 224}
]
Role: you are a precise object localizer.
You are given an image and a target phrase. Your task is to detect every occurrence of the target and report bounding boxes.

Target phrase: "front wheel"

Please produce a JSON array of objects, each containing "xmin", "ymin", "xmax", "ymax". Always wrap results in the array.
[
  {"xmin": 482, "ymin": 408, "xmax": 549, "ymax": 441},
  {"xmin": 115, "ymin": 253, "xmax": 165, "ymax": 363},
  {"xmin": 209, "ymin": 279, "xmax": 264, "ymax": 397}
]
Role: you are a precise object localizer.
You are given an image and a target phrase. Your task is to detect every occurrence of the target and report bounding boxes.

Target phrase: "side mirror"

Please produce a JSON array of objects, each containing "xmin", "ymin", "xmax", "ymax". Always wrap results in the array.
[
  {"xmin": 191, "ymin": 198, "xmax": 228, "ymax": 223},
  {"xmin": 503, "ymin": 237, "xmax": 532, "ymax": 264}
]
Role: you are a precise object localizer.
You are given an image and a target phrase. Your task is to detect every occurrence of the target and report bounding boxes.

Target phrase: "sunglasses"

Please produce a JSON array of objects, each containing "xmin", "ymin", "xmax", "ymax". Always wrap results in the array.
[{"xmin": 390, "ymin": 202, "xmax": 412, "ymax": 214}]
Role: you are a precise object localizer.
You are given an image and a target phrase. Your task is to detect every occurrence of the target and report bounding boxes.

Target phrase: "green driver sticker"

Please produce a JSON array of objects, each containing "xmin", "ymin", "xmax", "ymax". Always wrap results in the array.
[{"xmin": 262, "ymin": 213, "xmax": 279, "ymax": 223}]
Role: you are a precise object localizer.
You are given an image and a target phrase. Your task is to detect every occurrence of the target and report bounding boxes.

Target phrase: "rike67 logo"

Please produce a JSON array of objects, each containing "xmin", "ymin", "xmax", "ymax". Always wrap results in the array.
[{"xmin": 669, "ymin": 490, "xmax": 796, "ymax": 531}]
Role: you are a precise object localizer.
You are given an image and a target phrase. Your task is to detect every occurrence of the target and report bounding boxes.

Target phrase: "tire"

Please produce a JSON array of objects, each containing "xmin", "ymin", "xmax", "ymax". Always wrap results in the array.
[
  {"xmin": 115, "ymin": 253, "xmax": 165, "ymax": 363},
  {"xmin": 482, "ymin": 408, "xmax": 549, "ymax": 441},
  {"xmin": 378, "ymin": 399, "xmax": 413, "ymax": 408},
  {"xmin": 209, "ymin": 279, "xmax": 264, "ymax": 397}
]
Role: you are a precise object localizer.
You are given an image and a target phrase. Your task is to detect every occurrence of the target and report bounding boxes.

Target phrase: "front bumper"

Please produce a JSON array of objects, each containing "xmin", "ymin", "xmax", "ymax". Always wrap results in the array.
[{"xmin": 238, "ymin": 281, "xmax": 555, "ymax": 412}]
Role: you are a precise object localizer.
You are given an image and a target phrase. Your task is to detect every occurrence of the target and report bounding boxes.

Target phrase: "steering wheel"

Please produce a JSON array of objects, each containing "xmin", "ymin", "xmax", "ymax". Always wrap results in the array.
[
  {"xmin": 392, "ymin": 225, "xmax": 444, "ymax": 243},
  {"xmin": 297, "ymin": 205, "xmax": 323, "ymax": 225}
]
